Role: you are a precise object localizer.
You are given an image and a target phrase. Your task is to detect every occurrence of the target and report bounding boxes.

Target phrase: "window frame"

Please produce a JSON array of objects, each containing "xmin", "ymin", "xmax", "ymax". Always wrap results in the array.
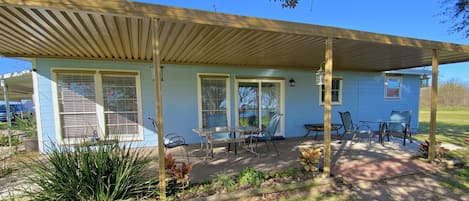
[
  {"xmin": 319, "ymin": 77, "xmax": 343, "ymax": 106},
  {"xmin": 384, "ymin": 75, "xmax": 402, "ymax": 100},
  {"xmin": 51, "ymin": 68, "xmax": 143, "ymax": 145},
  {"xmin": 197, "ymin": 73, "xmax": 231, "ymax": 129}
]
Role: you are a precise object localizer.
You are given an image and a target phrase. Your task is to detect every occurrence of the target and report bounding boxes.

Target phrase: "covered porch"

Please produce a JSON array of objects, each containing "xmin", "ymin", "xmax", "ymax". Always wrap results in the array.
[{"xmin": 1, "ymin": 0, "xmax": 469, "ymax": 197}]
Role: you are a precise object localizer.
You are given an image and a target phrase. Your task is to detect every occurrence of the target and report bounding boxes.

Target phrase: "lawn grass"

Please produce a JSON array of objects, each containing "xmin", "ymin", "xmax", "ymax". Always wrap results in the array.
[
  {"xmin": 416, "ymin": 107, "xmax": 469, "ymax": 147},
  {"xmin": 417, "ymin": 107, "xmax": 469, "ymax": 195}
]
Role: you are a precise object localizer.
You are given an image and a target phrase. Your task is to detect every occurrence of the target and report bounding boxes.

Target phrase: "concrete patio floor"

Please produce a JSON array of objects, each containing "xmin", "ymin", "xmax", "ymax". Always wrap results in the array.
[{"xmin": 149, "ymin": 134, "xmax": 433, "ymax": 183}]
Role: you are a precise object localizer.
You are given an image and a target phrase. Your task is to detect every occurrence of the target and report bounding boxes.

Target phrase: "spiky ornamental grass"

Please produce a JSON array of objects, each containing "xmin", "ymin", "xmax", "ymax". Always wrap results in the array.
[{"xmin": 25, "ymin": 141, "xmax": 159, "ymax": 200}]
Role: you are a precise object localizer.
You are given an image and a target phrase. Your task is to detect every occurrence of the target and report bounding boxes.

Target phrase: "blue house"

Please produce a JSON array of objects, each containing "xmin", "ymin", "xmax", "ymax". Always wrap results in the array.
[{"xmin": 0, "ymin": 1, "xmax": 468, "ymax": 162}]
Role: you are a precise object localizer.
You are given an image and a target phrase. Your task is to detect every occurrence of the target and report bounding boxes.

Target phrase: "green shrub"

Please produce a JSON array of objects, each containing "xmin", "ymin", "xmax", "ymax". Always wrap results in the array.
[
  {"xmin": 0, "ymin": 135, "xmax": 20, "ymax": 146},
  {"xmin": 25, "ymin": 141, "xmax": 159, "ymax": 200},
  {"xmin": 13, "ymin": 113, "xmax": 36, "ymax": 137},
  {"xmin": 238, "ymin": 167, "xmax": 268, "ymax": 187},
  {"xmin": 211, "ymin": 173, "xmax": 236, "ymax": 192}
]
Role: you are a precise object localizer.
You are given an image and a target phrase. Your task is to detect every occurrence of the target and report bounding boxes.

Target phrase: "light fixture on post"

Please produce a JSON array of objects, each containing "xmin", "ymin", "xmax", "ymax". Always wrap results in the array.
[
  {"xmin": 420, "ymin": 73, "xmax": 430, "ymax": 88},
  {"xmin": 289, "ymin": 78, "xmax": 296, "ymax": 87},
  {"xmin": 315, "ymin": 62, "xmax": 325, "ymax": 85}
]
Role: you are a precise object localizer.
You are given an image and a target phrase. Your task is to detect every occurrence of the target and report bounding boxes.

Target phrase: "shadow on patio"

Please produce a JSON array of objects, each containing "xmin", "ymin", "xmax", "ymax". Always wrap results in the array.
[{"xmin": 147, "ymin": 134, "xmax": 437, "ymax": 184}]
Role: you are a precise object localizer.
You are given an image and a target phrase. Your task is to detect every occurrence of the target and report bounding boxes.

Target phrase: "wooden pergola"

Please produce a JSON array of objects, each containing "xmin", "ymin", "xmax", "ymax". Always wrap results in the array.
[{"xmin": 1, "ymin": 0, "xmax": 468, "ymax": 197}]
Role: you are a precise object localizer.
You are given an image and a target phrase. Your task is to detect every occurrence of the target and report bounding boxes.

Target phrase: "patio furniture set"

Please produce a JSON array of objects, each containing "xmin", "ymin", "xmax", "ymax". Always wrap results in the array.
[{"xmin": 149, "ymin": 110, "xmax": 412, "ymax": 161}]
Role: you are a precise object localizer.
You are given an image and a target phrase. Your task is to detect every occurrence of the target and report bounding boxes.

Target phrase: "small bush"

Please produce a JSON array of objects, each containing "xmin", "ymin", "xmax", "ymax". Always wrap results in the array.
[
  {"xmin": 238, "ymin": 167, "xmax": 268, "ymax": 187},
  {"xmin": 25, "ymin": 141, "xmax": 159, "ymax": 200},
  {"xmin": 299, "ymin": 147, "xmax": 321, "ymax": 172},
  {"xmin": 211, "ymin": 173, "xmax": 236, "ymax": 192},
  {"xmin": 0, "ymin": 135, "xmax": 20, "ymax": 146}
]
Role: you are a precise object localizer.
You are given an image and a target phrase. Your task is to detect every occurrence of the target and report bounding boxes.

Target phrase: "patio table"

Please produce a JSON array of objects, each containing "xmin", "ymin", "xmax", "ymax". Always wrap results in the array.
[
  {"xmin": 359, "ymin": 120, "xmax": 404, "ymax": 144},
  {"xmin": 192, "ymin": 126, "xmax": 258, "ymax": 158},
  {"xmin": 303, "ymin": 123, "xmax": 342, "ymax": 139}
]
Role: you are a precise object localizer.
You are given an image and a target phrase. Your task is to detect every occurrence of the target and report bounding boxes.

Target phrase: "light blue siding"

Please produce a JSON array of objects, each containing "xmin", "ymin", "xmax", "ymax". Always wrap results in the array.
[
  {"xmin": 34, "ymin": 59, "xmax": 158, "ymax": 150},
  {"xmin": 35, "ymin": 59, "xmax": 421, "ymax": 150}
]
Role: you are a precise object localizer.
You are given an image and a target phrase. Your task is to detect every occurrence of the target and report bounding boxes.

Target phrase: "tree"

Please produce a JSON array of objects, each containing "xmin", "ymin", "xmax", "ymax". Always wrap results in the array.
[
  {"xmin": 441, "ymin": 0, "xmax": 469, "ymax": 37},
  {"xmin": 273, "ymin": 0, "xmax": 299, "ymax": 8},
  {"xmin": 420, "ymin": 78, "xmax": 469, "ymax": 107}
]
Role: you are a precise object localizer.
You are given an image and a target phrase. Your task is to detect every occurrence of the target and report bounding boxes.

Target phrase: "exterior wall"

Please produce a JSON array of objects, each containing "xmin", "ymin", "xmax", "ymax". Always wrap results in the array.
[
  {"xmin": 34, "ymin": 58, "xmax": 421, "ymax": 150},
  {"xmin": 163, "ymin": 65, "xmax": 421, "ymax": 143}
]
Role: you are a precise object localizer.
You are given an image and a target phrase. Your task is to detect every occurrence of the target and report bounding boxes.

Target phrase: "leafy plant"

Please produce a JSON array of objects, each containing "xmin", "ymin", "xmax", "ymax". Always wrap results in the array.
[
  {"xmin": 211, "ymin": 173, "xmax": 236, "ymax": 192},
  {"xmin": 270, "ymin": 167, "xmax": 301, "ymax": 178},
  {"xmin": 238, "ymin": 167, "xmax": 268, "ymax": 187},
  {"xmin": 164, "ymin": 153, "xmax": 193, "ymax": 189},
  {"xmin": 0, "ymin": 165, "xmax": 15, "ymax": 178},
  {"xmin": 13, "ymin": 113, "xmax": 36, "ymax": 137},
  {"xmin": 0, "ymin": 135, "xmax": 20, "ymax": 146},
  {"xmin": 165, "ymin": 153, "xmax": 176, "ymax": 170},
  {"xmin": 299, "ymin": 147, "xmax": 321, "ymax": 172},
  {"xmin": 24, "ymin": 140, "xmax": 159, "ymax": 200},
  {"xmin": 419, "ymin": 139, "xmax": 448, "ymax": 160}
]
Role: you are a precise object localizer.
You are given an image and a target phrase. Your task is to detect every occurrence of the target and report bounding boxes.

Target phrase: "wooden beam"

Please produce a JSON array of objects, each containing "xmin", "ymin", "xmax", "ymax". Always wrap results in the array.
[
  {"xmin": 152, "ymin": 17, "xmax": 166, "ymax": 199},
  {"xmin": 428, "ymin": 49, "xmax": 439, "ymax": 161},
  {"xmin": 322, "ymin": 37, "xmax": 333, "ymax": 177}
]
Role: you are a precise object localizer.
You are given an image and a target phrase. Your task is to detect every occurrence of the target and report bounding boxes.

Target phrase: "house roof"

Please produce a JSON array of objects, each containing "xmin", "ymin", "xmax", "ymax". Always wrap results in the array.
[{"xmin": 0, "ymin": 0, "xmax": 469, "ymax": 71}]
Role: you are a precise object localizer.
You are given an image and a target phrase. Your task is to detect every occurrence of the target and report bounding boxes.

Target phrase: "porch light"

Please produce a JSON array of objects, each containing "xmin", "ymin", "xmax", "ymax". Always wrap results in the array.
[
  {"xmin": 289, "ymin": 78, "xmax": 296, "ymax": 87},
  {"xmin": 420, "ymin": 73, "xmax": 430, "ymax": 88},
  {"xmin": 315, "ymin": 65, "xmax": 325, "ymax": 86}
]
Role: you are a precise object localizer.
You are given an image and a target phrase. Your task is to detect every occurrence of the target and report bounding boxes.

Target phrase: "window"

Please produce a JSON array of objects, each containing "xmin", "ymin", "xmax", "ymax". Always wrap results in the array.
[
  {"xmin": 384, "ymin": 75, "xmax": 401, "ymax": 100},
  {"xmin": 54, "ymin": 70, "xmax": 141, "ymax": 143},
  {"xmin": 320, "ymin": 78, "xmax": 342, "ymax": 105},
  {"xmin": 197, "ymin": 74, "xmax": 230, "ymax": 128}
]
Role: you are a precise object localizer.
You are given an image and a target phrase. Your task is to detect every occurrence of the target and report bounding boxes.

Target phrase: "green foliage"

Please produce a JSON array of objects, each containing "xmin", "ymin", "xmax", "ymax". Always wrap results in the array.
[
  {"xmin": 211, "ymin": 173, "xmax": 236, "ymax": 192},
  {"xmin": 0, "ymin": 165, "xmax": 15, "ymax": 178},
  {"xmin": 0, "ymin": 135, "xmax": 20, "ymax": 146},
  {"xmin": 13, "ymin": 113, "xmax": 36, "ymax": 137},
  {"xmin": 25, "ymin": 141, "xmax": 159, "ymax": 200},
  {"xmin": 270, "ymin": 167, "xmax": 301, "ymax": 178},
  {"xmin": 440, "ymin": 167, "xmax": 469, "ymax": 194},
  {"xmin": 238, "ymin": 167, "xmax": 268, "ymax": 187}
]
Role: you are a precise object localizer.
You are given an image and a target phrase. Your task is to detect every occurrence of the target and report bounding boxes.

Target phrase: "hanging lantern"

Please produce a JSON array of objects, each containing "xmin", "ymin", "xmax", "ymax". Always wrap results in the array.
[
  {"xmin": 315, "ymin": 67, "xmax": 325, "ymax": 85},
  {"xmin": 420, "ymin": 73, "xmax": 430, "ymax": 88}
]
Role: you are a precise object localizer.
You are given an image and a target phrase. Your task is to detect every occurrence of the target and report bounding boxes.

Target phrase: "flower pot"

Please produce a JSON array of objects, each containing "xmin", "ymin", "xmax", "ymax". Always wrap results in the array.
[{"xmin": 22, "ymin": 136, "xmax": 38, "ymax": 152}]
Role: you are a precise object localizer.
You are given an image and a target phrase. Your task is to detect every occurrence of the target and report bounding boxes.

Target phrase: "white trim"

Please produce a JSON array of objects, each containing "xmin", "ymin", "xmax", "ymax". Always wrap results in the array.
[
  {"xmin": 234, "ymin": 78, "xmax": 285, "ymax": 136},
  {"xmin": 95, "ymin": 73, "xmax": 105, "ymax": 137},
  {"xmin": 384, "ymin": 75, "xmax": 402, "ymax": 101},
  {"xmin": 196, "ymin": 73, "xmax": 231, "ymax": 128},
  {"xmin": 50, "ymin": 68, "xmax": 143, "ymax": 145},
  {"xmin": 319, "ymin": 77, "xmax": 343, "ymax": 106},
  {"xmin": 31, "ymin": 59, "xmax": 44, "ymax": 152}
]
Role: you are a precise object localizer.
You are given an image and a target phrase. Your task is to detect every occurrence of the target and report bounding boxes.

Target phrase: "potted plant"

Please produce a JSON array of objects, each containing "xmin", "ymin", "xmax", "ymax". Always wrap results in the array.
[{"xmin": 15, "ymin": 113, "xmax": 38, "ymax": 151}]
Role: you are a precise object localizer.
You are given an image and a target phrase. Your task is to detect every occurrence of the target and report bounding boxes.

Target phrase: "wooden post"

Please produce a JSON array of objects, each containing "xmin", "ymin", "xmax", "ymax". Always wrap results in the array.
[
  {"xmin": 152, "ymin": 18, "xmax": 166, "ymax": 199},
  {"xmin": 323, "ymin": 37, "xmax": 333, "ymax": 177},
  {"xmin": 428, "ymin": 49, "xmax": 439, "ymax": 161}
]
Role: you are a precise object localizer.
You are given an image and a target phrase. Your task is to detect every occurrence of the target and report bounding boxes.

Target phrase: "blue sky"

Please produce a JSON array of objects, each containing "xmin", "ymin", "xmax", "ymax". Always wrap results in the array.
[{"xmin": 1, "ymin": 0, "xmax": 467, "ymax": 85}]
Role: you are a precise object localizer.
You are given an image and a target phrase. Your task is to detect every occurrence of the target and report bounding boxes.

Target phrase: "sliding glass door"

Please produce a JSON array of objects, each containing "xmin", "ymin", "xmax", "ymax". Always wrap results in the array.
[{"xmin": 236, "ymin": 79, "xmax": 284, "ymax": 135}]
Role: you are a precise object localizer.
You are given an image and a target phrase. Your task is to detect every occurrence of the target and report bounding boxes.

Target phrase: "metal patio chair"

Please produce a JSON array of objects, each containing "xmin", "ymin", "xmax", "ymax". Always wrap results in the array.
[
  {"xmin": 338, "ymin": 111, "xmax": 372, "ymax": 143},
  {"xmin": 387, "ymin": 110, "xmax": 412, "ymax": 145},
  {"xmin": 148, "ymin": 117, "xmax": 190, "ymax": 163},
  {"xmin": 252, "ymin": 113, "xmax": 282, "ymax": 156}
]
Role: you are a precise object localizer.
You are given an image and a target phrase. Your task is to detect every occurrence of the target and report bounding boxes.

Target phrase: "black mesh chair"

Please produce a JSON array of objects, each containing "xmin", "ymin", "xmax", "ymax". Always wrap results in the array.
[
  {"xmin": 148, "ymin": 117, "xmax": 189, "ymax": 163},
  {"xmin": 338, "ymin": 111, "xmax": 371, "ymax": 143}
]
